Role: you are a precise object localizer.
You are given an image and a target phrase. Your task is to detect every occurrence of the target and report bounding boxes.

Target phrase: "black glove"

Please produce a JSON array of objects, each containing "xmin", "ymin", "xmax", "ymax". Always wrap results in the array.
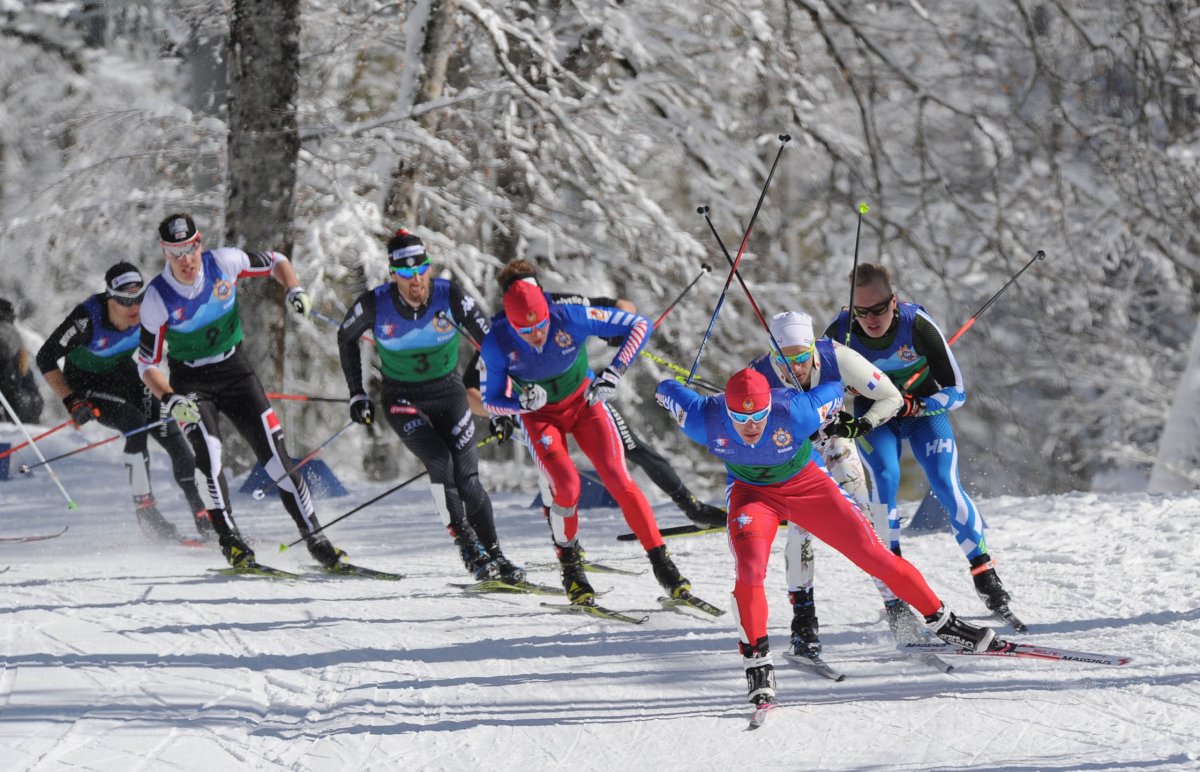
[
  {"xmin": 601, "ymin": 335, "xmax": 625, "ymax": 347},
  {"xmin": 827, "ymin": 411, "xmax": 873, "ymax": 439},
  {"xmin": 64, "ymin": 393, "xmax": 97, "ymax": 426},
  {"xmin": 897, "ymin": 392, "xmax": 923, "ymax": 418},
  {"xmin": 349, "ymin": 393, "xmax": 374, "ymax": 425},
  {"xmin": 489, "ymin": 415, "xmax": 516, "ymax": 444}
]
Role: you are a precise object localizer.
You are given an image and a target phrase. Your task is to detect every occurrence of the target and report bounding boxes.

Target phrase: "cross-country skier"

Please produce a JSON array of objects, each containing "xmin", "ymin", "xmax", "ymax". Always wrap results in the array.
[
  {"xmin": 464, "ymin": 259, "xmax": 726, "ymax": 529},
  {"xmin": 656, "ymin": 367, "xmax": 1003, "ymax": 708},
  {"xmin": 136, "ymin": 213, "xmax": 346, "ymax": 571},
  {"xmin": 825, "ymin": 263, "xmax": 1016, "ymax": 621},
  {"xmin": 748, "ymin": 310, "xmax": 924, "ymax": 657},
  {"xmin": 36, "ymin": 262, "xmax": 210, "ymax": 543},
  {"xmin": 336, "ymin": 228, "xmax": 523, "ymax": 583},
  {"xmin": 478, "ymin": 279, "xmax": 696, "ymax": 603}
]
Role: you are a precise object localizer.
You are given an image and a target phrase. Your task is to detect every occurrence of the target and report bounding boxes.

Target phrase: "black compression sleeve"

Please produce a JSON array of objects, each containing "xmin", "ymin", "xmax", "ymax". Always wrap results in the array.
[{"xmin": 36, "ymin": 302, "xmax": 93, "ymax": 374}]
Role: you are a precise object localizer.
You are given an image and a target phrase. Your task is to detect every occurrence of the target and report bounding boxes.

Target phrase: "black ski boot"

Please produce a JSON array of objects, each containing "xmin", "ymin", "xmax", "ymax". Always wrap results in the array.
[
  {"xmin": 307, "ymin": 533, "xmax": 346, "ymax": 569},
  {"xmin": 670, "ymin": 488, "xmax": 727, "ymax": 528},
  {"xmin": 219, "ymin": 531, "xmax": 255, "ymax": 568},
  {"xmin": 924, "ymin": 604, "xmax": 1002, "ymax": 651},
  {"xmin": 556, "ymin": 541, "xmax": 595, "ymax": 603},
  {"xmin": 486, "ymin": 543, "xmax": 526, "ymax": 584},
  {"xmin": 971, "ymin": 555, "xmax": 1012, "ymax": 612},
  {"xmin": 647, "ymin": 544, "xmax": 691, "ymax": 599},
  {"xmin": 134, "ymin": 494, "xmax": 181, "ymax": 543},
  {"xmin": 741, "ymin": 638, "xmax": 776, "ymax": 705},
  {"xmin": 455, "ymin": 529, "xmax": 500, "ymax": 580},
  {"xmin": 788, "ymin": 588, "xmax": 821, "ymax": 658},
  {"xmin": 884, "ymin": 598, "xmax": 922, "ymax": 642}
]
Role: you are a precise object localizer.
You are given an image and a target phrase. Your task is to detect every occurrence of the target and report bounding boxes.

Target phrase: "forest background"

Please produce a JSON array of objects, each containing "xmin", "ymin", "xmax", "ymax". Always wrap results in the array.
[{"xmin": 1, "ymin": 0, "xmax": 1198, "ymax": 500}]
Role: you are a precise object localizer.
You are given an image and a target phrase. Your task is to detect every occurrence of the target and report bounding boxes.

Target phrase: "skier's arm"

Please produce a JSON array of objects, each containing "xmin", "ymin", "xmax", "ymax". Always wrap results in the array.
[
  {"xmin": 912, "ymin": 311, "xmax": 966, "ymax": 414},
  {"xmin": 479, "ymin": 336, "xmax": 522, "ymax": 416},
  {"xmin": 337, "ymin": 291, "xmax": 377, "ymax": 397},
  {"xmin": 789, "ymin": 381, "xmax": 845, "ymax": 439},
  {"xmin": 654, "ymin": 379, "xmax": 710, "ymax": 445},
  {"xmin": 832, "ymin": 342, "xmax": 902, "ymax": 426},
  {"xmin": 36, "ymin": 304, "xmax": 91, "ymax": 401},
  {"xmin": 447, "ymin": 281, "xmax": 491, "ymax": 346},
  {"xmin": 567, "ymin": 304, "xmax": 651, "ymax": 371},
  {"xmin": 135, "ymin": 289, "xmax": 173, "ymax": 398}
]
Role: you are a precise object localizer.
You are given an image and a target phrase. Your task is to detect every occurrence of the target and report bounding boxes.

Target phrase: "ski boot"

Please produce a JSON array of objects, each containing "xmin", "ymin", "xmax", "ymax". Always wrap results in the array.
[
  {"xmin": 971, "ymin": 555, "xmax": 1012, "ymax": 612},
  {"xmin": 556, "ymin": 541, "xmax": 595, "ymax": 603},
  {"xmin": 647, "ymin": 544, "xmax": 691, "ymax": 599},
  {"xmin": 133, "ymin": 494, "xmax": 181, "ymax": 543},
  {"xmin": 307, "ymin": 533, "xmax": 346, "ymax": 569},
  {"xmin": 742, "ymin": 638, "xmax": 776, "ymax": 705},
  {"xmin": 192, "ymin": 509, "xmax": 217, "ymax": 542},
  {"xmin": 219, "ymin": 531, "xmax": 255, "ymax": 568},
  {"xmin": 486, "ymin": 543, "xmax": 526, "ymax": 584},
  {"xmin": 884, "ymin": 598, "xmax": 922, "ymax": 642},
  {"xmin": 788, "ymin": 588, "xmax": 821, "ymax": 658},
  {"xmin": 670, "ymin": 488, "xmax": 727, "ymax": 528},
  {"xmin": 454, "ymin": 529, "xmax": 500, "ymax": 580},
  {"xmin": 923, "ymin": 604, "xmax": 1002, "ymax": 652}
]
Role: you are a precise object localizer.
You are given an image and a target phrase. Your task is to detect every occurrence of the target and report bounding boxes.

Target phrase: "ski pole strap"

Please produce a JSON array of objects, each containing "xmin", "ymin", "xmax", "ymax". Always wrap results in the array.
[{"xmin": 0, "ymin": 419, "xmax": 73, "ymax": 459}]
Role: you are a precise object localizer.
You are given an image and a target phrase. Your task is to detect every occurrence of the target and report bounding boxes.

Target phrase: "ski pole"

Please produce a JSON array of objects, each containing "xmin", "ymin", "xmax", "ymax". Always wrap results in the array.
[
  {"xmin": 902, "ymin": 249, "xmax": 1046, "ymax": 390},
  {"xmin": 687, "ymin": 134, "xmax": 791, "ymax": 385},
  {"xmin": 266, "ymin": 392, "xmax": 350, "ymax": 404},
  {"xmin": 0, "ymin": 419, "xmax": 73, "ymax": 460},
  {"xmin": 17, "ymin": 418, "xmax": 169, "ymax": 474},
  {"xmin": 697, "ymin": 203, "xmax": 803, "ymax": 391},
  {"xmin": 277, "ymin": 434, "xmax": 499, "ymax": 551},
  {"xmin": 436, "ymin": 311, "xmax": 481, "ymax": 351},
  {"xmin": 639, "ymin": 350, "xmax": 722, "ymax": 393},
  {"xmin": 251, "ymin": 419, "xmax": 356, "ymax": 500},
  {"xmin": 0, "ymin": 390, "xmax": 77, "ymax": 509},
  {"xmin": 311, "ymin": 308, "xmax": 375, "ymax": 344},
  {"xmin": 653, "ymin": 264, "xmax": 712, "ymax": 329},
  {"xmin": 845, "ymin": 202, "xmax": 870, "ymax": 345}
]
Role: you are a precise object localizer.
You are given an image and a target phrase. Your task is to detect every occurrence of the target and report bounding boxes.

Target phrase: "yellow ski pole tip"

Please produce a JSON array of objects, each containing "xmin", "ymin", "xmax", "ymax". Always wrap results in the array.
[
  {"xmin": 278, "ymin": 543, "xmax": 289, "ymax": 553},
  {"xmin": 858, "ymin": 202, "xmax": 870, "ymax": 214},
  {"xmin": 68, "ymin": 502, "xmax": 78, "ymax": 510}
]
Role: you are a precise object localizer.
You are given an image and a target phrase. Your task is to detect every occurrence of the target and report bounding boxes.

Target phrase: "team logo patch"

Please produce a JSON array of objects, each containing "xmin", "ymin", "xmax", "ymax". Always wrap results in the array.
[
  {"xmin": 897, "ymin": 344, "xmax": 918, "ymax": 362},
  {"xmin": 734, "ymin": 513, "xmax": 753, "ymax": 529},
  {"xmin": 554, "ymin": 329, "xmax": 573, "ymax": 348},
  {"xmin": 772, "ymin": 428, "xmax": 793, "ymax": 447},
  {"xmin": 715, "ymin": 437, "xmax": 727, "ymax": 448},
  {"xmin": 381, "ymin": 323, "xmax": 396, "ymax": 337},
  {"xmin": 742, "ymin": 398, "xmax": 755, "ymax": 410},
  {"xmin": 507, "ymin": 350, "xmax": 520, "ymax": 365},
  {"xmin": 433, "ymin": 315, "xmax": 453, "ymax": 333},
  {"xmin": 538, "ymin": 436, "xmax": 553, "ymax": 448},
  {"xmin": 866, "ymin": 371, "xmax": 881, "ymax": 391},
  {"xmin": 586, "ymin": 308, "xmax": 611, "ymax": 322},
  {"xmin": 213, "ymin": 279, "xmax": 233, "ymax": 301},
  {"xmin": 172, "ymin": 308, "xmax": 185, "ymax": 321},
  {"xmin": 96, "ymin": 336, "xmax": 110, "ymax": 349}
]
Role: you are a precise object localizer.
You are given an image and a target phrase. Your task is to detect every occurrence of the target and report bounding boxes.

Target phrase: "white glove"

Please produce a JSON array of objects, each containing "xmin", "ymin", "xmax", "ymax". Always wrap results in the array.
[
  {"xmin": 519, "ymin": 384, "xmax": 548, "ymax": 412},
  {"xmin": 585, "ymin": 366, "xmax": 623, "ymax": 406},
  {"xmin": 286, "ymin": 287, "xmax": 312, "ymax": 318},
  {"xmin": 164, "ymin": 393, "xmax": 201, "ymax": 426}
]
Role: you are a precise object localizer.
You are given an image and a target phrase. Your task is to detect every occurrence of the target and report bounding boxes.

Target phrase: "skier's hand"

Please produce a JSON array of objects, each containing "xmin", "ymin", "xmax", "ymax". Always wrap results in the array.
[
  {"xmin": 349, "ymin": 393, "xmax": 374, "ymax": 425},
  {"xmin": 489, "ymin": 415, "xmax": 516, "ymax": 444},
  {"xmin": 826, "ymin": 411, "xmax": 874, "ymax": 439},
  {"xmin": 164, "ymin": 393, "xmax": 201, "ymax": 426},
  {"xmin": 585, "ymin": 366, "xmax": 624, "ymax": 406},
  {"xmin": 286, "ymin": 287, "xmax": 312, "ymax": 319},
  {"xmin": 63, "ymin": 393, "xmax": 98, "ymax": 426},
  {"xmin": 519, "ymin": 384, "xmax": 548, "ymax": 412},
  {"xmin": 897, "ymin": 392, "xmax": 923, "ymax": 418}
]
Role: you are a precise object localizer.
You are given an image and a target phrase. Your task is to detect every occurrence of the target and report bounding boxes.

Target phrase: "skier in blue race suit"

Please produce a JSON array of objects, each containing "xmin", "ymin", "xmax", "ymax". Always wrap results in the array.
[{"xmin": 825, "ymin": 262, "xmax": 1017, "ymax": 622}]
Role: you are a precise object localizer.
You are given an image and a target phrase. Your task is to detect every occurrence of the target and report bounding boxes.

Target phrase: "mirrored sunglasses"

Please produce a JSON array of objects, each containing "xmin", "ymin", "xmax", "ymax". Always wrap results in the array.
[
  {"xmin": 852, "ymin": 293, "xmax": 894, "ymax": 318},
  {"xmin": 162, "ymin": 240, "xmax": 200, "ymax": 260},
  {"xmin": 515, "ymin": 317, "xmax": 550, "ymax": 335},
  {"xmin": 727, "ymin": 404, "xmax": 770, "ymax": 424},
  {"xmin": 772, "ymin": 345, "xmax": 813, "ymax": 366},
  {"xmin": 390, "ymin": 260, "xmax": 431, "ymax": 279}
]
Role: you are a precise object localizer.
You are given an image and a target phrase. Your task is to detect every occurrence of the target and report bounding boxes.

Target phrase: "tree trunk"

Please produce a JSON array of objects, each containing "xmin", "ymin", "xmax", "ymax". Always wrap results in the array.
[
  {"xmin": 224, "ymin": 0, "xmax": 301, "ymax": 470},
  {"xmin": 1149, "ymin": 315, "xmax": 1200, "ymax": 491}
]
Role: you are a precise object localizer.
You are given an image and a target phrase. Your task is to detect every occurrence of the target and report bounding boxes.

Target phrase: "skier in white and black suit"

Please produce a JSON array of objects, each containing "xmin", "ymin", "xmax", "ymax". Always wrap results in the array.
[{"xmin": 136, "ymin": 213, "xmax": 347, "ymax": 571}]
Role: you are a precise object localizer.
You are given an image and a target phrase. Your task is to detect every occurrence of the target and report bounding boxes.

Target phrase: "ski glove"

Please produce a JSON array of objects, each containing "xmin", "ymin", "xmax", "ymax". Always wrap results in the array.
[
  {"xmin": 827, "ymin": 411, "xmax": 873, "ymax": 439},
  {"xmin": 164, "ymin": 393, "xmax": 201, "ymax": 426},
  {"xmin": 63, "ymin": 393, "xmax": 97, "ymax": 426},
  {"xmin": 585, "ymin": 366, "xmax": 624, "ymax": 406},
  {"xmin": 897, "ymin": 392, "xmax": 923, "ymax": 418},
  {"xmin": 489, "ymin": 415, "xmax": 516, "ymax": 445},
  {"xmin": 349, "ymin": 393, "xmax": 374, "ymax": 425},
  {"xmin": 286, "ymin": 287, "xmax": 312, "ymax": 319},
  {"xmin": 519, "ymin": 384, "xmax": 548, "ymax": 412}
]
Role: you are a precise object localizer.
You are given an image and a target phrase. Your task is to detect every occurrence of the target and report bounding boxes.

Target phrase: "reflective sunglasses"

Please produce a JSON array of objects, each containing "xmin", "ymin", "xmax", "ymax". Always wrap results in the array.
[
  {"xmin": 727, "ymin": 404, "xmax": 771, "ymax": 424},
  {"xmin": 162, "ymin": 240, "xmax": 200, "ymax": 260},
  {"xmin": 852, "ymin": 293, "xmax": 894, "ymax": 318},
  {"xmin": 390, "ymin": 260, "xmax": 431, "ymax": 279},
  {"xmin": 515, "ymin": 317, "xmax": 550, "ymax": 335},
  {"xmin": 772, "ymin": 345, "xmax": 813, "ymax": 366}
]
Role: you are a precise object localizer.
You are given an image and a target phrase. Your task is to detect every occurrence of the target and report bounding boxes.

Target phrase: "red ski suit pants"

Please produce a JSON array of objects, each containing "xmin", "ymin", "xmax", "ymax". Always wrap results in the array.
[
  {"xmin": 522, "ymin": 382, "xmax": 663, "ymax": 551},
  {"xmin": 728, "ymin": 461, "xmax": 942, "ymax": 651}
]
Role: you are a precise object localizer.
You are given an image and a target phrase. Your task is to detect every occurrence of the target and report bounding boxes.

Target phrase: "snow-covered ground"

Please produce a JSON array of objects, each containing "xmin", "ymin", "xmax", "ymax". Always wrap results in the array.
[{"xmin": 1, "ymin": 422, "xmax": 1198, "ymax": 771}]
